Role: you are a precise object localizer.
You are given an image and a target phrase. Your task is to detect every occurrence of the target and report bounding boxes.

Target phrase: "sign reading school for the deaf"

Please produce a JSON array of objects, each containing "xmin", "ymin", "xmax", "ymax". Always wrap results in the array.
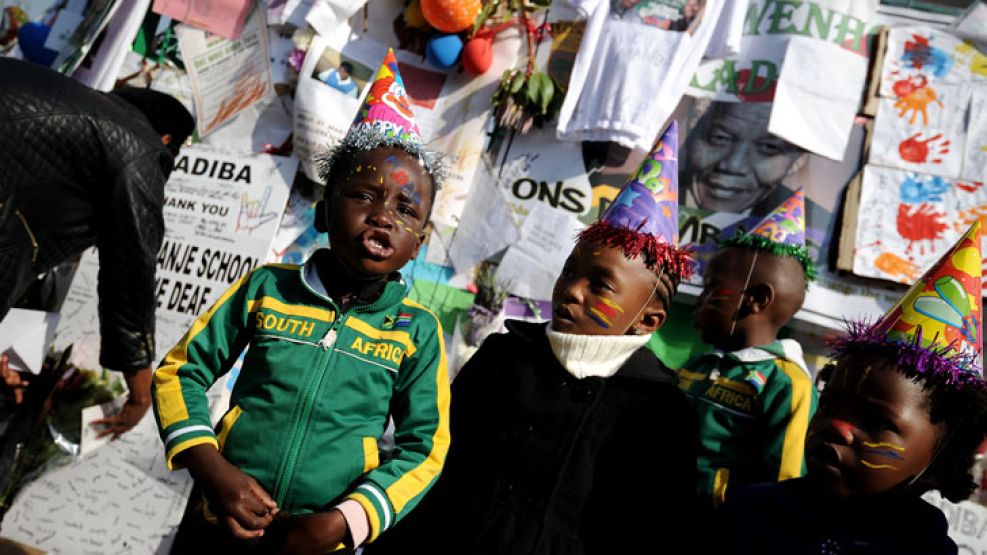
[
  {"xmin": 154, "ymin": 147, "xmax": 295, "ymax": 330},
  {"xmin": 53, "ymin": 146, "xmax": 296, "ymax": 371}
]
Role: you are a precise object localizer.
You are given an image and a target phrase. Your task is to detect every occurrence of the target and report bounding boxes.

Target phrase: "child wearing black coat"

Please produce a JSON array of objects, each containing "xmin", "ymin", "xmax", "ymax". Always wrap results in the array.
[{"xmin": 367, "ymin": 123, "xmax": 699, "ymax": 554}]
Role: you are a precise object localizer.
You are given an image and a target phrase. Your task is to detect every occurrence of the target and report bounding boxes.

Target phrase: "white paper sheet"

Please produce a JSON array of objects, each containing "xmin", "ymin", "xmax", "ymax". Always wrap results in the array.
[
  {"xmin": 768, "ymin": 36, "xmax": 868, "ymax": 161},
  {"xmin": 851, "ymin": 164, "xmax": 987, "ymax": 285},
  {"xmin": 963, "ymin": 88, "xmax": 987, "ymax": 181},
  {"xmin": 177, "ymin": 7, "xmax": 274, "ymax": 137},
  {"xmin": 72, "ymin": 0, "xmax": 151, "ymax": 91},
  {"xmin": 494, "ymin": 203, "xmax": 584, "ymax": 301},
  {"xmin": 447, "ymin": 183, "xmax": 521, "ymax": 275},
  {"xmin": 0, "ymin": 309, "xmax": 60, "ymax": 375},
  {"xmin": 2, "ymin": 453, "xmax": 190, "ymax": 554},
  {"xmin": 78, "ymin": 397, "xmax": 128, "ymax": 456},
  {"xmin": 869, "ymin": 84, "xmax": 969, "ymax": 179},
  {"xmin": 306, "ymin": 0, "xmax": 365, "ymax": 37}
]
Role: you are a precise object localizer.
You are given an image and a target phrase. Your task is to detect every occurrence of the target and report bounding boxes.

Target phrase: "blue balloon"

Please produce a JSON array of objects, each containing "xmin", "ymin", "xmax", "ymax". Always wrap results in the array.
[
  {"xmin": 18, "ymin": 22, "xmax": 58, "ymax": 67},
  {"xmin": 425, "ymin": 34, "xmax": 463, "ymax": 70}
]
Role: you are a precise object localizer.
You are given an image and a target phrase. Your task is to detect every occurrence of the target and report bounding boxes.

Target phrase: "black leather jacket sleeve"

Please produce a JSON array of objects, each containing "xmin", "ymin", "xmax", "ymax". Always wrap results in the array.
[{"xmin": 96, "ymin": 150, "xmax": 169, "ymax": 373}]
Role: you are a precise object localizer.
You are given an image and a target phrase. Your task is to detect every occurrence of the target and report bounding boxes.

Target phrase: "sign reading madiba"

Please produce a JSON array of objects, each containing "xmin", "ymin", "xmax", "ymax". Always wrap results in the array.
[{"xmin": 56, "ymin": 146, "xmax": 296, "ymax": 370}]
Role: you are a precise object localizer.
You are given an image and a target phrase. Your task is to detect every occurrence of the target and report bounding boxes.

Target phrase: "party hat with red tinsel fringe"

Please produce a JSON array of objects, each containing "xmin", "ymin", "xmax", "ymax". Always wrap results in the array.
[
  {"xmin": 722, "ymin": 188, "xmax": 816, "ymax": 282},
  {"xmin": 578, "ymin": 121, "xmax": 693, "ymax": 281},
  {"xmin": 829, "ymin": 222, "xmax": 983, "ymax": 389}
]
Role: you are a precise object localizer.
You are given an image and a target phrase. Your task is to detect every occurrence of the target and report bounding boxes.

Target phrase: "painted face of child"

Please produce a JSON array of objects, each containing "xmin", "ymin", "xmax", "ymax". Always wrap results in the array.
[
  {"xmin": 551, "ymin": 241, "xmax": 659, "ymax": 336},
  {"xmin": 693, "ymin": 247, "xmax": 752, "ymax": 347},
  {"xmin": 327, "ymin": 148, "xmax": 432, "ymax": 277},
  {"xmin": 805, "ymin": 356, "xmax": 944, "ymax": 498}
]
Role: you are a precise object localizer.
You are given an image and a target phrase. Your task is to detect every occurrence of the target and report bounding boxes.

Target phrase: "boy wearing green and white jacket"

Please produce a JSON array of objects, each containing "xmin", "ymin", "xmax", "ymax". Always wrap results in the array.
[{"xmin": 153, "ymin": 52, "xmax": 450, "ymax": 554}]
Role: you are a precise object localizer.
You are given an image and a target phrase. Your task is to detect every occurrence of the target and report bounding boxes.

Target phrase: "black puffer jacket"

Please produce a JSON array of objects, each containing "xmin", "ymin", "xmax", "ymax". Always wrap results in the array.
[{"xmin": 0, "ymin": 58, "xmax": 172, "ymax": 372}]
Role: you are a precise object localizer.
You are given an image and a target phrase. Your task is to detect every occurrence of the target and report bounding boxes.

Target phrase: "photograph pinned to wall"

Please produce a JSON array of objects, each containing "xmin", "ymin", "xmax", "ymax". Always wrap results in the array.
[
  {"xmin": 177, "ymin": 5, "xmax": 274, "ymax": 137},
  {"xmin": 869, "ymin": 82, "xmax": 969, "ymax": 179},
  {"xmin": 850, "ymin": 164, "xmax": 987, "ymax": 286},
  {"xmin": 610, "ymin": 0, "xmax": 705, "ymax": 33},
  {"xmin": 670, "ymin": 94, "xmax": 900, "ymax": 327},
  {"xmin": 309, "ymin": 45, "xmax": 373, "ymax": 99}
]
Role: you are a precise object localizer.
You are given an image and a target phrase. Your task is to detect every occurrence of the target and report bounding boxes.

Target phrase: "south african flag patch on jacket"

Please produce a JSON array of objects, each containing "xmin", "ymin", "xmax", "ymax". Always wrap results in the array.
[
  {"xmin": 395, "ymin": 312, "xmax": 413, "ymax": 328},
  {"xmin": 743, "ymin": 369, "xmax": 767, "ymax": 393}
]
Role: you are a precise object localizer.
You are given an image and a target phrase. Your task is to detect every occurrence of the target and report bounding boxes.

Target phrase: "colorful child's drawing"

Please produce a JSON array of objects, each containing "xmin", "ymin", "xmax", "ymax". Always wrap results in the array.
[{"xmin": 852, "ymin": 166, "xmax": 987, "ymax": 287}]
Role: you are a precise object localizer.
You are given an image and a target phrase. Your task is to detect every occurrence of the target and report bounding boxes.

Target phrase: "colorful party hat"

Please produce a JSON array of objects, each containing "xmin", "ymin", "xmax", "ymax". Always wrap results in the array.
[
  {"xmin": 578, "ymin": 121, "xmax": 693, "ymax": 280},
  {"xmin": 320, "ymin": 49, "xmax": 444, "ymax": 187},
  {"xmin": 349, "ymin": 49, "xmax": 421, "ymax": 145},
  {"xmin": 830, "ymin": 222, "xmax": 983, "ymax": 388},
  {"xmin": 722, "ymin": 188, "xmax": 816, "ymax": 281}
]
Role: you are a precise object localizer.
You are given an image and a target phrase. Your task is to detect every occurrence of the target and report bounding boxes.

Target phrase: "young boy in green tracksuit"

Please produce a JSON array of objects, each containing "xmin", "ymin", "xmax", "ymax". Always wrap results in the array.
[
  {"xmin": 680, "ymin": 189, "xmax": 819, "ymax": 515},
  {"xmin": 152, "ymin": 51, "xmax": 450, "ymax": 554}
]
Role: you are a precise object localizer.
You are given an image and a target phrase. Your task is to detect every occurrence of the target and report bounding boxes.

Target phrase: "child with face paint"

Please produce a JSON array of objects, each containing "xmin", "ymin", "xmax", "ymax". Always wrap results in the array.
[
  {"xmin": 680, "ymin": 189, "xmax": 819, "ymax": 516},
  {"xmin": 702, "ymin": 223, "xmax": 987, "ymax": 555},
  {"xmin": 365, "ymin": 123, "xmax": 699, "ymax": 555},
  {"xmin": 154, "ymin": 51, "xmax": 450, "ymax": 554}
]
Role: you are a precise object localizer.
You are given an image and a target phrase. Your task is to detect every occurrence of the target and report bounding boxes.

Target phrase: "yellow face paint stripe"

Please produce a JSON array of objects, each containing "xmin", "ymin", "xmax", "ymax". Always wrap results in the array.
[
  {"xmin": 385, "ymin": 322, "xmax": 450, "ymax": 515},
  {"xmin": 166, "ymin": 436, "xmax": 218, "ymax": 470},
  {"xmin": 777, "ymin": 359, "xmax": 814, "ymax": 481},
  {"xmin": 247, "ymin": 296, "xmax": 335, "ymax": 322},
  {"xmin": 155, "ymin": 270, "xmax": 254, "ymax": 429},
  {"xmin": 861, "ymin": 460, "xmax": 898, "ymax": 470},
  {"xmin": 345, "ymin": 317, "xmax": 417, "ymax": 358},
  {"xmin": 861, "ymin": 441, "xmax": 905, "ymax": 452}
]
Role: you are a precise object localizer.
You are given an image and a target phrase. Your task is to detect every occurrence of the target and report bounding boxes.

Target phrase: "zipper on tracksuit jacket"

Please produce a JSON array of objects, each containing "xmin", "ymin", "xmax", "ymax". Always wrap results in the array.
[{"xmin": 270, "ymin": 302, "xmax": 368, "ymax": 506}]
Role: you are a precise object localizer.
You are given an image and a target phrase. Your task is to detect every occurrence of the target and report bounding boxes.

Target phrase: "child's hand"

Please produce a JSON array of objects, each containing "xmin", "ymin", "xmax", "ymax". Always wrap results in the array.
[
  {"xmin": 178, "ymin": 445, "xmax": 279, "ymax": 539},
  {"xmin": 267, "ymin": 510, "xmax": 348, "ymax": 554}
]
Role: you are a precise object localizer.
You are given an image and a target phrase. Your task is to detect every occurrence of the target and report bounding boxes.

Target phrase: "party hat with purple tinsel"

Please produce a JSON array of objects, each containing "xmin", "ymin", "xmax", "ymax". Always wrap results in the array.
[
  {"xmin": 578, "ymin": 121, "xmax": 693, "ymax": 280},
  {"xmin": 723, "ymin": 188, "xmax": 816, "ymax": 281},
  {"xmin": 829, "ymin": 222, "xmax": 983, "ymax": 388}
]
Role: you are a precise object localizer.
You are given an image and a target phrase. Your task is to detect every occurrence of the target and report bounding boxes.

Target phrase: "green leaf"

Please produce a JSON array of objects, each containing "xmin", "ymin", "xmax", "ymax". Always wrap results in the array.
[
  {"xmin": 510, "ymin": 70, "xmax": 525, "ymax": 94},
  {"xmin": 538, "ymin": 74, "xmax": 555, "ymax": 114},
  {"xmin": 526, "ymin": 72, "xmax": 552, "ymax": 114}
]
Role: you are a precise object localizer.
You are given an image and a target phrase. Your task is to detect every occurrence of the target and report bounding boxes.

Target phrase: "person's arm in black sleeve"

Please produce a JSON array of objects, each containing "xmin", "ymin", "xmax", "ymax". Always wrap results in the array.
[{"xmin": 93, "ymin": 150, "xmax": 170, "ymax": 438}]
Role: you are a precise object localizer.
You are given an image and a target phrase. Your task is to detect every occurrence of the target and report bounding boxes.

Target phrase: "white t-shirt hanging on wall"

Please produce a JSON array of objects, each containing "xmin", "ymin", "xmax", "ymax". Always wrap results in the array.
[
  {"xmin": 556, "ymin": 0, "xmax": 724, "ymax": 150},
  {"xmin": 704, "ymin": 0, "xmax": 747, "ymax": 59}
]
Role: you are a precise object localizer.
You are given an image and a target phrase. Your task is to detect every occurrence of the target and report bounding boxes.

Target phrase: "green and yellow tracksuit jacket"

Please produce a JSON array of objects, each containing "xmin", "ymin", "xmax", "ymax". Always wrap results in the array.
[
  {"xmin": 151, "ymin": 258, "xmax": 450, "ymax": 543},
  {"xmin": 677, "ymin": 339, "xmax": 817, "ymax": 514}
]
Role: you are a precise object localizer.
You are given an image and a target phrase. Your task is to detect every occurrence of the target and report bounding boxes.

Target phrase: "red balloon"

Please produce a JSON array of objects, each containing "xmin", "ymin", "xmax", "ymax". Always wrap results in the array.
[
  {"xmin": 462, "ymin": 34, "xmax": 493, "ymax": 75},
  {"xmin": 420, "ymin": 0, "xmax": 480, "ymax": 33}
]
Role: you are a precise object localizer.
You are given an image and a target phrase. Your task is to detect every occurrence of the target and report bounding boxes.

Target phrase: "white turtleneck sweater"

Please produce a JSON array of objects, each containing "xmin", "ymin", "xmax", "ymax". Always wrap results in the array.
[{"xmin": 545, "ymin": 325, "xmax": 652, "ymax": 379}]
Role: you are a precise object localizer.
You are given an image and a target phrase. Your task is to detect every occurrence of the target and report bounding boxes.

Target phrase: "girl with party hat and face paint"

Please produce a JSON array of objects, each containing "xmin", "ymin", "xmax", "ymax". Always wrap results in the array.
[
  {"xmin": 365, "ymin": 122, "xmax": 700, "ymax": 555},
  {"xmin": 155, "ymin": 51, "xmax": 450, "ymax": 554},
  {"xmin": 680, "ymin": 188, "xmax": 819, "ymax": 516},
  {"xmin": 701, "ymin": 223, "xmax": 987, "ymax": 555}
]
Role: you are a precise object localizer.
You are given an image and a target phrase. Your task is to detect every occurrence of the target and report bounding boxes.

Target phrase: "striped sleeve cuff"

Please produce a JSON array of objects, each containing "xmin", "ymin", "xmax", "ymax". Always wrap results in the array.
[
  {"xmin": 344, "ymin": 483, "xmax": 393, "ymax": 542},
  {"xmin": 164, "ymin": 424, "xmax": 218, "ymax": 470}
]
